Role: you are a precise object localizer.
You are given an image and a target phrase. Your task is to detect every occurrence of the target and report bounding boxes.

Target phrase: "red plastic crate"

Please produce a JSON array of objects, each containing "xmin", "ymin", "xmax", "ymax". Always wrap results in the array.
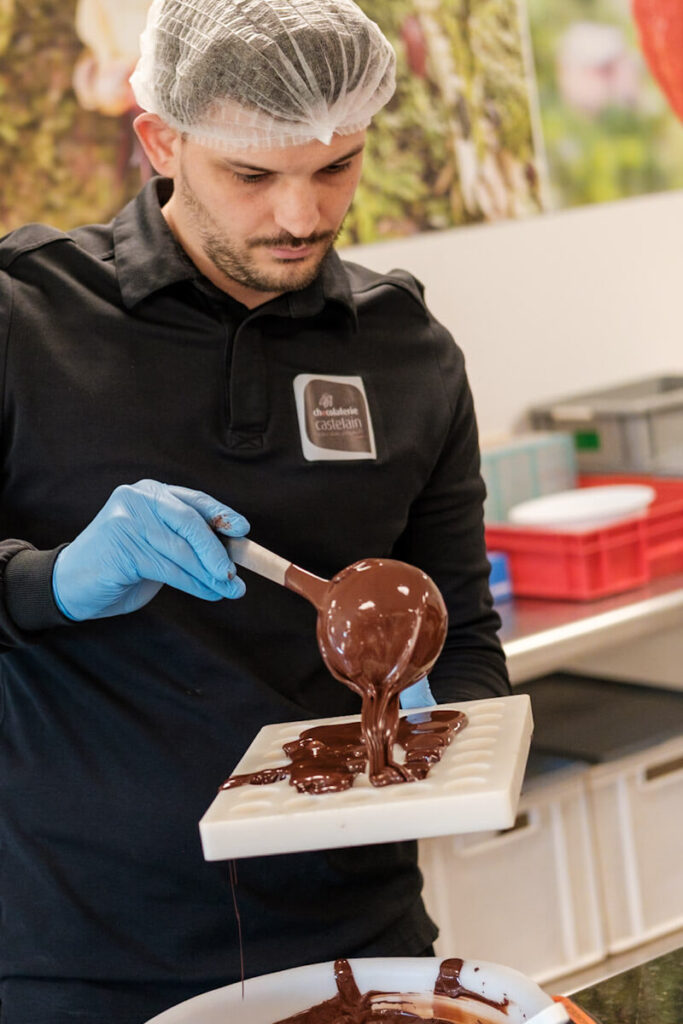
[
  {"xmin": 485, "ymin": 473, "xmax": 683, "ymax": 600},
  {"xmin": 578, "ymin": 474, "xmax": 683, "ymax": 578},
  {"xmin": 485, "ymin": 519, "xmax": 649, "ymax": 600}
]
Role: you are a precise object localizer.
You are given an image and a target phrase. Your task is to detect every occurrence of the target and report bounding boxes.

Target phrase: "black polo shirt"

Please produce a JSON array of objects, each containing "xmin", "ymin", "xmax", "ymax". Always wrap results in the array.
[{"xmin": 0, "ymin": 180, "xmax": 508, "ymax": 997}]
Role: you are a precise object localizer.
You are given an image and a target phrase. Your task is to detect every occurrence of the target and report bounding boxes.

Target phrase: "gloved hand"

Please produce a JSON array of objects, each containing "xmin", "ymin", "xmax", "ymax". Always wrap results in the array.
[
  {"xmin": 52, "ymin": 480, "xmax": 250, "ymax": 621},
  {"xmin": 400, "ymin": 676, "xmax": 436, "ymax": 709}
]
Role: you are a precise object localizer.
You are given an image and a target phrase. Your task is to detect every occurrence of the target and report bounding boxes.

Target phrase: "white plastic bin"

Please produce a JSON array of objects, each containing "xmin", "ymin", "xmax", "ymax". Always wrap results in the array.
[
  {"xmin": 480, "ymin": 433, "xmax": 576, "ymax": 523},
  {"xmin": 419, "ymin": 764, "xmax": 606, "ymax": 985},
  {"xmin": 586, "ymin": 734, "xmax": 683, "ymax": 953}
]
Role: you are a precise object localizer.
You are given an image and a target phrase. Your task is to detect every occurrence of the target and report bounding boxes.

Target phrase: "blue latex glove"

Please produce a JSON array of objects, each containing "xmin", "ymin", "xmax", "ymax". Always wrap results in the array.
[
  {"xmin": 52, "ymin": 480, "xmax": 250, "ymax": 621},
  {"xmin": 400, "ymin": 676, "xmax": 436, "ymax": 709}
]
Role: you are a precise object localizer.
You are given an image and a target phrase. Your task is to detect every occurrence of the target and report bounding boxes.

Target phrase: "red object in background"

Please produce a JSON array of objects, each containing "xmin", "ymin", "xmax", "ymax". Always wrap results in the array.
[
  {"xmin": 400, "ymin": 15, "xmax": 428, "ymax": 78},
  {"xmin": 579, "ymin": 474, "xmax": 683, "ymax": 579},
  {"xmin": 632, "ymin": 0, "xmax": 683, "ymax": 120},
  {"xmin": 485, "ymin": 474, "xmax": 683, "ymax": 600},
  {"xmin": 485, "ymin": 518, "xmax": 649, "ymax": 601}
]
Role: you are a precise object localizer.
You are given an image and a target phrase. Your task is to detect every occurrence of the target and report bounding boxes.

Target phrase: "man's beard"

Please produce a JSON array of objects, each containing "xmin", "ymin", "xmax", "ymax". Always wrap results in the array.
[{"xmin": 179, "ymin": 173, "xmax": 343, "ymax": 294}]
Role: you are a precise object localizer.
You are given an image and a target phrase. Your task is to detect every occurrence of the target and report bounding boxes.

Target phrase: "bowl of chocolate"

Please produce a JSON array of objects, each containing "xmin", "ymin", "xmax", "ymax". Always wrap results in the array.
[{"xmin": 145, "ymin": 957, "xmax": 569, "ymax": 1023}]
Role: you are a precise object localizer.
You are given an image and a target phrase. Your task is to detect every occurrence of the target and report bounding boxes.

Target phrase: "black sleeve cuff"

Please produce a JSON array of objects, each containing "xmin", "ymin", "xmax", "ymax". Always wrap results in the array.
[{"xmin": 4, "ymin": 545, "xmax": 71, "ymax": 632}]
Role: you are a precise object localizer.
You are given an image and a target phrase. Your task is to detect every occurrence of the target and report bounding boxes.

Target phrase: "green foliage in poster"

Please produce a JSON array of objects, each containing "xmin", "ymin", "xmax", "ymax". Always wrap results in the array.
[
  {"xmin": 341, "ymin": 0, "xmax": 542, "ymax": 245},
  {"xmin": 0, "ymin": 0, "xmax": 138, "ymax": 235},
  {"xmin": 527, "ymin": 0, "xmax": 683, "ymax": 208},
  {"xmin": 0, "ymin": 0, "xmax": 541, "ymax": 240}
]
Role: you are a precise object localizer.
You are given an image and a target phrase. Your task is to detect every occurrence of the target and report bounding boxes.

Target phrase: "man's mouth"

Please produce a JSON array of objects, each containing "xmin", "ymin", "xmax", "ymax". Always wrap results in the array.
[
  {"xmin": 254, "ymin": 233, "xmax": 332, "ymax": 261},
  {"xmin": 267, "ymin": 245, "xmax": 316, "ymax": 260}
]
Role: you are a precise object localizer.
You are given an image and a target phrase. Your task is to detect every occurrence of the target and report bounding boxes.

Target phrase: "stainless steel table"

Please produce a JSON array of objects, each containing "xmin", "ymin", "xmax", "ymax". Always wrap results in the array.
[{"xmin": 499, "ymin": 573, "xmax": 683, "ymax": 684}]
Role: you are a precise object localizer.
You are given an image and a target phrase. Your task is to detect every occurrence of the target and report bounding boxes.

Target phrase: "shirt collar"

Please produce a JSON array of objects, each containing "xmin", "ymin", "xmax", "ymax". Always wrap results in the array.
[
  {"xmin": 113, "ymin": 178, "xmax": 198, "ymax": 308},
  {"xmin": 113, "ymin": 177, "xmax": 358, "ymax": 328},
  {"xmin": 285, "ymin": 248, "xmax": 358, "ymax": 329}
]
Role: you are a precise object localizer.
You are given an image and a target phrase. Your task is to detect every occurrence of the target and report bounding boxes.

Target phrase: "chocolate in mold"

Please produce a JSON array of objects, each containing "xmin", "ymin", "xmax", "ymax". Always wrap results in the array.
[
  {"xmin": 216, "ymin": 533, "xmax": 451, "ymax": 786},
  {"xmin": 274, "ymin": 958, "xmax": 510, "ymax": 1023},
  {"xmin": 220, "ymin": 709, "xmax": 467, "ymax": 795},
  {"xmin": 286, "ymin": 557, "xmax": 449, "ymax": 787}
]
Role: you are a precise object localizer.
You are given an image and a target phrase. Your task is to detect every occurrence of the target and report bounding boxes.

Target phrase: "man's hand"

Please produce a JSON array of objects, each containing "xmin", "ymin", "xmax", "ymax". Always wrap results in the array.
[{"xmin": 52, "ymin": 480, "xmax": 250, "ymax": 620}]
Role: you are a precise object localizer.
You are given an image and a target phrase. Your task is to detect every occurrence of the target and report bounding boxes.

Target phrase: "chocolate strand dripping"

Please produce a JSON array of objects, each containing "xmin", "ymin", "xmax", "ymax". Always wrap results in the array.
[
  {"xmin": 227, "ymin": 859, "xmax": 245, "ymax": 999},
  {"xmin": 345, "ymin": 613, "xmax": 423, "ymax": 785},
  {"xmin": 312, "ymin": 558, "xmax": 448, "ymax": 786}
]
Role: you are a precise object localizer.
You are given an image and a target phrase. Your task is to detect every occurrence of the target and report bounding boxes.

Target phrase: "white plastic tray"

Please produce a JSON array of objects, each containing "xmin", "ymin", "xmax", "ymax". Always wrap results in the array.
[{"xmin": 199, "ymin": 694, "xmax": 532, "ymax": 860}]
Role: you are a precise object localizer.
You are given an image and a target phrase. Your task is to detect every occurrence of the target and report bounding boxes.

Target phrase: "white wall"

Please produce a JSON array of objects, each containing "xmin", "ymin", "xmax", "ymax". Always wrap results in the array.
[{"xmin": 344, "ymin": 189, "xmax": 683, "ymax": 439}]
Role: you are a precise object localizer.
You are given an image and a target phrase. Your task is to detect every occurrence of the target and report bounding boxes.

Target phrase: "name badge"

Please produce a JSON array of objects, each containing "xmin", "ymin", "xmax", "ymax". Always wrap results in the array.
[{"xmin": 293, "ymin": 374, "xmax": 377, "ymax": 462}]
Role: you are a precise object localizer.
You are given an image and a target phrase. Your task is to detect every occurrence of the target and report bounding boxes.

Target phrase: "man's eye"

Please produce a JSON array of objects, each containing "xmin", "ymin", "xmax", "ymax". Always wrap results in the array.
[
  {"xmin": 324, "ymin": 161, "xmax": 352, "ymax": 175},
  {"xmin": 233, "ymin": 171, "xmax": 269, "ymax": 184}
]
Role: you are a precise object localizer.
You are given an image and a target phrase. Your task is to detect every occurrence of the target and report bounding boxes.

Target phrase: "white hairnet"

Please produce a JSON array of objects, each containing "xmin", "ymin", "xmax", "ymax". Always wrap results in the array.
[{"xmin": 130, "ymin": 0, "xmax": 396, "ymax": 149}]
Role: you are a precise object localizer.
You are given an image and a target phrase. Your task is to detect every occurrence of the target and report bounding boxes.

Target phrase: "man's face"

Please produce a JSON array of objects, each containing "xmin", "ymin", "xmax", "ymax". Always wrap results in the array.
[{"xmin": 162, "ymin": 129, "xmax": 366, "ymax": 307}]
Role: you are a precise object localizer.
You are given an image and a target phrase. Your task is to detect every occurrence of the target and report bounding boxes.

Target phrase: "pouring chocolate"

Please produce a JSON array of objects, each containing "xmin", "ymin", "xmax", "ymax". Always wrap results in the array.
[{"xmin": 222, "ymin": 537, "xmax": 448, "ymax": 786}]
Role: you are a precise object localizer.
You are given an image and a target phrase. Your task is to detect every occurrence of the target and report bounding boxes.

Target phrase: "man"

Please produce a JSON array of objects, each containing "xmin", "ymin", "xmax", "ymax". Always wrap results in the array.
[{"xmin": 0, "ymin": 1, "xmax": 509, "ymax": 1021}]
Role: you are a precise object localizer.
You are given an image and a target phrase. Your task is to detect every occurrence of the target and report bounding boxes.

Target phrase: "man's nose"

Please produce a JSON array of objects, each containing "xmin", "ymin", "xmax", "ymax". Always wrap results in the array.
[{"xmin": 272, "ymin": 181, "xmax": 321, "ymax": 239}]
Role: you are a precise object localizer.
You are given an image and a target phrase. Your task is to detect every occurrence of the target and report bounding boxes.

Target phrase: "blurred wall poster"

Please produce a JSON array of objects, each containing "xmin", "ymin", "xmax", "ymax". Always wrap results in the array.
[
  {"xmin": 526, "ymin": 0, "xmax": 683, "ymax": 210},
  {"xmin": 0, "ymin": 0, "xmax": 682, "ymax": 242},
  {"xmin": 0, "ymin": 0, "xmax": 151, "ymax": 237}
]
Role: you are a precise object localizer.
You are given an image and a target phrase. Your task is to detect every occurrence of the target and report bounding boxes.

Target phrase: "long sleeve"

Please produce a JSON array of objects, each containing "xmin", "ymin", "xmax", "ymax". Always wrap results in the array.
[
  {"xmin": 0, "ymin": 544, "xmax": 69, "ymax": 649},
  {"xmin": 0, "ymin": 263, "xmax": 69, "ymax": 649}
]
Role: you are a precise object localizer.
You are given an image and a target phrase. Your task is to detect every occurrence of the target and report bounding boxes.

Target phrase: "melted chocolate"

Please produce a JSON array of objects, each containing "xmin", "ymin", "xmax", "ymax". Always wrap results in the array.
[
  {"xmin": 434, "ymin": 958, "xmax": 508, "ymax": 1011},
  {"xmin": 221, "ymin": 709, "xmax": 467, "ymax": 795},
  {"xmin": 287, "ymin": 558, "xmax": 449, "ymax": 786},
  {"xmin": 274, "ymin": 958, "xmax": 510, "ymax": 1023}
]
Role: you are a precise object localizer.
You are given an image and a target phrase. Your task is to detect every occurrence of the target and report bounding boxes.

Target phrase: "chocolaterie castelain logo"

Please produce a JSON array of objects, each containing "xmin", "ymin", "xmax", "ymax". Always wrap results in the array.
[
  {"xmin": 312, "ymin": 391, "xmax": 364, "ymax": 432},
  {"xmin": 293, "ymin": 374, "xmax": 377, "ymax": 461}
]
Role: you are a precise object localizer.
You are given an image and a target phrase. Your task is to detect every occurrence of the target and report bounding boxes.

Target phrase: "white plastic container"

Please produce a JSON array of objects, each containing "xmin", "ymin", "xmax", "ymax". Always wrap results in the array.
[
  {"xmin": 145, "ymin": 957, "xmax": 568, "ymax": 1024},
  {"xmin": 508, "ymin": 484, "xmax": 655, "ymax": 532},
  {"xmin": 419, "ymin": 765, "xmax": 606, "ymax": 985},
  {"xmin": 480, "ymin": 433, "xmax": 576, "ymax": 523},
  {"xmin": 585, "ymin": 734, "xmax": 683, "ymax": 953}
]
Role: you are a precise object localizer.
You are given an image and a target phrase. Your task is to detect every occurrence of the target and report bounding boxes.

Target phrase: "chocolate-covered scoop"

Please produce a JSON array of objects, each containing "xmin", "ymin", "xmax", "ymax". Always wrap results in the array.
[{"xmin": 223, "ymin": 537, "xmax": 448, "ymax": 785}]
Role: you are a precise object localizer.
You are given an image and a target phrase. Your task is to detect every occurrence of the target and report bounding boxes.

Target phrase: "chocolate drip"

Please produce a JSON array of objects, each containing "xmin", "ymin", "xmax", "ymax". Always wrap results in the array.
[
  {"xmin": 333, "ymin": 957, "xmax": 364, "ymax": 1006},
  {"xmin": 274, "ymin": 958, "xmax": 510, "ymax": 1023},
  {"xmin": 231, "ymin": 557, "xmax": 450, "ymax": 789},
  {"xmin": 218, "ymin": 539, "xmax": 450, "ymax": 787},
  {"xmin": 313, "ymin": 559, "xmax": 448, "ymax": 786},
  {"xmin": 435, "ymin": 958, "xmax": 509, "ymax": 1012},
  {"xmin": 220, "ymin": 710, "xmax": 467, "ymax": 795}
]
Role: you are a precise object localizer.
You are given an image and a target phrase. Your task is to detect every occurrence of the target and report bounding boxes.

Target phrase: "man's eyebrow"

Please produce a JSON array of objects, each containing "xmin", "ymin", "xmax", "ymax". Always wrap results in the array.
[{"xmin": 221, "ymin": 143, "xmax": 366, "ymax": 173}]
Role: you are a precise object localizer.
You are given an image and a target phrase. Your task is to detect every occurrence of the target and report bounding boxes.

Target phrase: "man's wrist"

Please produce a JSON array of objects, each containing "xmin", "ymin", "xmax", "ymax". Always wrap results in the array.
[
  {"xmin": 51, "ymin": 547, "xmax": 78, "ymax": 620},
  {"xmin": 5, "ymin": 545, "xmax": 72, "ymax": 631}
]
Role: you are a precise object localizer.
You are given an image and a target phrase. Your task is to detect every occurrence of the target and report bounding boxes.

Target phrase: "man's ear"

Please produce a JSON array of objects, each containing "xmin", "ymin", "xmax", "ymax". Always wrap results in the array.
[{"xmin": 133, "ymin": 113, "xmax": 181, "ymax": 176}]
